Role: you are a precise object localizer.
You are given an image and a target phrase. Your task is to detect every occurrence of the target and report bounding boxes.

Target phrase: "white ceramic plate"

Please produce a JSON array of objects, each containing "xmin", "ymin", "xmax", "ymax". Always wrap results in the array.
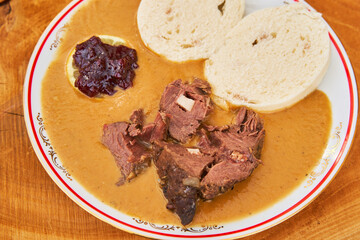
[{"xmin": 23, "ymin": 0, "xmax": 358, "ymax": 239}]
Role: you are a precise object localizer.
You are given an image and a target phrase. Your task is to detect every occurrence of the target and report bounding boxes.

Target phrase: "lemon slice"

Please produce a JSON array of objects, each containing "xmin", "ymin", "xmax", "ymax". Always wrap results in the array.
[{"xmin": 66, "ymin": 35, "xmax": 127, "ymax": 95}]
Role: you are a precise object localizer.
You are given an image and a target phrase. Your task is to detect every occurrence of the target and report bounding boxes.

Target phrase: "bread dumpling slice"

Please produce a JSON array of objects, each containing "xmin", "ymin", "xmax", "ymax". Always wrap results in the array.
[
  {"xmin": 137, "ymin": 0, "xmax": 245, "ymax": 62},
  {"xmin": 205, "ymin": 2, "xmax": 330, "ymax": 113}
]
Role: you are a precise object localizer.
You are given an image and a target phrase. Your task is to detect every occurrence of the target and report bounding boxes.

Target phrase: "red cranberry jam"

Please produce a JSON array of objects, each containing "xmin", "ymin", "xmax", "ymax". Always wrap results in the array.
[{"xmin": 73, "ymin": 36, "xmax": 138, "ymax": 97}]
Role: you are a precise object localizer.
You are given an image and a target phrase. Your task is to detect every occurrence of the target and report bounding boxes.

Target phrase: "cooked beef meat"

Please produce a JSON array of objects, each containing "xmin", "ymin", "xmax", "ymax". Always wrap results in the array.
[
  {"xmin": 150, "ymin": 112, "xmax": 169, "ymax": 144},
  {"xmin": 154, "ymin": 143, "xmax": 214, "ymax": 225},
  {"xmin": 102, "ymin": 81, "xmax": 266, "ymax": 226},
  {"xmin": 130, "ymin": 109, "xmax": 144, "ymax": 125},
  {"xmin": 199, "ymin": 107, "xmax": 265, "ymax": 200},
  {"xmin": 128, "ymin": 109, "xmax": 144, "ymax": 137},
  {"xmin": 102, "ymin": 109, "xmax": 152, "ymax": 185},
  {"xmin": 159, "ymin": 79, "xmax": 212, "ymax": 143},
  {"xmin": 138, "ymin": 123, "xmax": 155, "ymax": 143},
  {"xmin": 200, "ymin": 152, "xmax": 259, "ymax": 200},
  {"xmin": 190, "ymin": 78, "xmax": 212, "ymax": 95}
]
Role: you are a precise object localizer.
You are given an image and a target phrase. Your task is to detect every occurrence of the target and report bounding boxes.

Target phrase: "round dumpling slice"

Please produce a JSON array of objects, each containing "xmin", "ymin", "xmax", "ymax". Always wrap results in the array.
[
  {"xmin": 137, "ymin": 0, "xmax": 245, "ymax": 62},
  {"xmin": 205, "ymin": 3, "xmax": 331, "ymax": 112}
]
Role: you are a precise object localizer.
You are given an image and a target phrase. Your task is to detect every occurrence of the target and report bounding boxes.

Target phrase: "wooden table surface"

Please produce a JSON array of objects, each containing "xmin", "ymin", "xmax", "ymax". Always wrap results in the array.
[{"xmin": 1, "ymin": 0, "xmax": 359, "ymax": 239}]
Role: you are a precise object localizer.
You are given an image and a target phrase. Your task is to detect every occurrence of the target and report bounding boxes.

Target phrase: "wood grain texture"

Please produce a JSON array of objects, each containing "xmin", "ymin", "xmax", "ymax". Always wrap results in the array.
[{"xmin": 0, "ymin": 0, "xmax": 359, "ymax": 239}]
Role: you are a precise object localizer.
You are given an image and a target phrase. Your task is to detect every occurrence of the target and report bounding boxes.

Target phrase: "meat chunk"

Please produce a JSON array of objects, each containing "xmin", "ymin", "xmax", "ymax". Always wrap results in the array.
[
  {"xmin": 200, "ymin": 152, "xmax": 259, "ymax": 200},
  {"xmin": 101, "ymin": 81, "xmax": 266, "ymax": 226},
  {"xmin": 128, "ymin": 109, "xmax": 145, "ymax": 137},
  {"xmin": 150, "ymin": 112, "xmax": 169, "ymax": 144},
  {"xmin": 102, "ymin": 110, "xmax": 152, "ymax": 185},
  {"xmin": 199, "ymin": 107, "xmax": 265, "ymax": 200},
  {"xmin": 159, "ymin": 79, "xmax": 212, "ymax": 143},
  {"xmin": 154, "ymin": 143, "xmax": 214, "ymax": 225},
  {"xmin": 129, "ymin": 109, "xmax": 144, "ymax": 126}
]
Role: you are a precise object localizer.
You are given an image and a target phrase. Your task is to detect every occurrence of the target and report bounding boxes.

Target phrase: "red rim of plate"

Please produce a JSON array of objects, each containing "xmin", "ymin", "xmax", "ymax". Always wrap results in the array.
[{"xmin": 24, "ymin": 0, "xmax": 357, "ymax": 238}]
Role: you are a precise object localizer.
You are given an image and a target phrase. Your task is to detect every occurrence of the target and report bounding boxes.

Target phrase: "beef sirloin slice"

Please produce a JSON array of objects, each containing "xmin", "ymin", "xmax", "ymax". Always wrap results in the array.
[
  {"xmin": 154, "ymin": 143, "xmax": 214, "ymax": 225},
  {"xmin": 102, "ymin": 109, "xmax": 152, "ymax": 185},
  {"xmin": 199, "ymin": 107, "xmax": 265, "ymax": 200},
  {"xmin": 159, "ymin": 78, "xmax": 212, "ymax": 143}
]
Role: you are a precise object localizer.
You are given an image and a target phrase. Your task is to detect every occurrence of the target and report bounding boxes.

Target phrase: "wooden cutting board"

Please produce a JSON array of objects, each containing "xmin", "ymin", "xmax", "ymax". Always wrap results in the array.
[{"xmin": 1, "ymin": 0, "xmax": 359, "ymax": 239}]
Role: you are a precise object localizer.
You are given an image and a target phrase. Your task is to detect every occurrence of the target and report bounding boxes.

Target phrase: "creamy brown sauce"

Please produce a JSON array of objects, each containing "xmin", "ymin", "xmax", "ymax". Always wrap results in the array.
[{"xmin": 41, "ymin": 0, "xmax": 332, "ymax": 226}]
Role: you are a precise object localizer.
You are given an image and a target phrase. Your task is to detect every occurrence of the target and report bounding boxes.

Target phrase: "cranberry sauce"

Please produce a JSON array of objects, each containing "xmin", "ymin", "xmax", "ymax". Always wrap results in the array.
[{"xmin": 73, "ymin": 36, "xmax": 138, "ymax": 97}]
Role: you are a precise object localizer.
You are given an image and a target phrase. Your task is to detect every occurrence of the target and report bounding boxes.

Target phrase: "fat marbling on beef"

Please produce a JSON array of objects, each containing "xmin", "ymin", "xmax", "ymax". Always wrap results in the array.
[{"xmin": 159, "ymin": 78, "xmax": 212, "ymax": 143}]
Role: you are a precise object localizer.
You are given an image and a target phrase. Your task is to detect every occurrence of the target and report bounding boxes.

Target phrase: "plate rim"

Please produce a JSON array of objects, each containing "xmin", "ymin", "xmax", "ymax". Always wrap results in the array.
[{"xmin": 23, "ymin": 0, "xmax": 359, "ymax": 239}]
